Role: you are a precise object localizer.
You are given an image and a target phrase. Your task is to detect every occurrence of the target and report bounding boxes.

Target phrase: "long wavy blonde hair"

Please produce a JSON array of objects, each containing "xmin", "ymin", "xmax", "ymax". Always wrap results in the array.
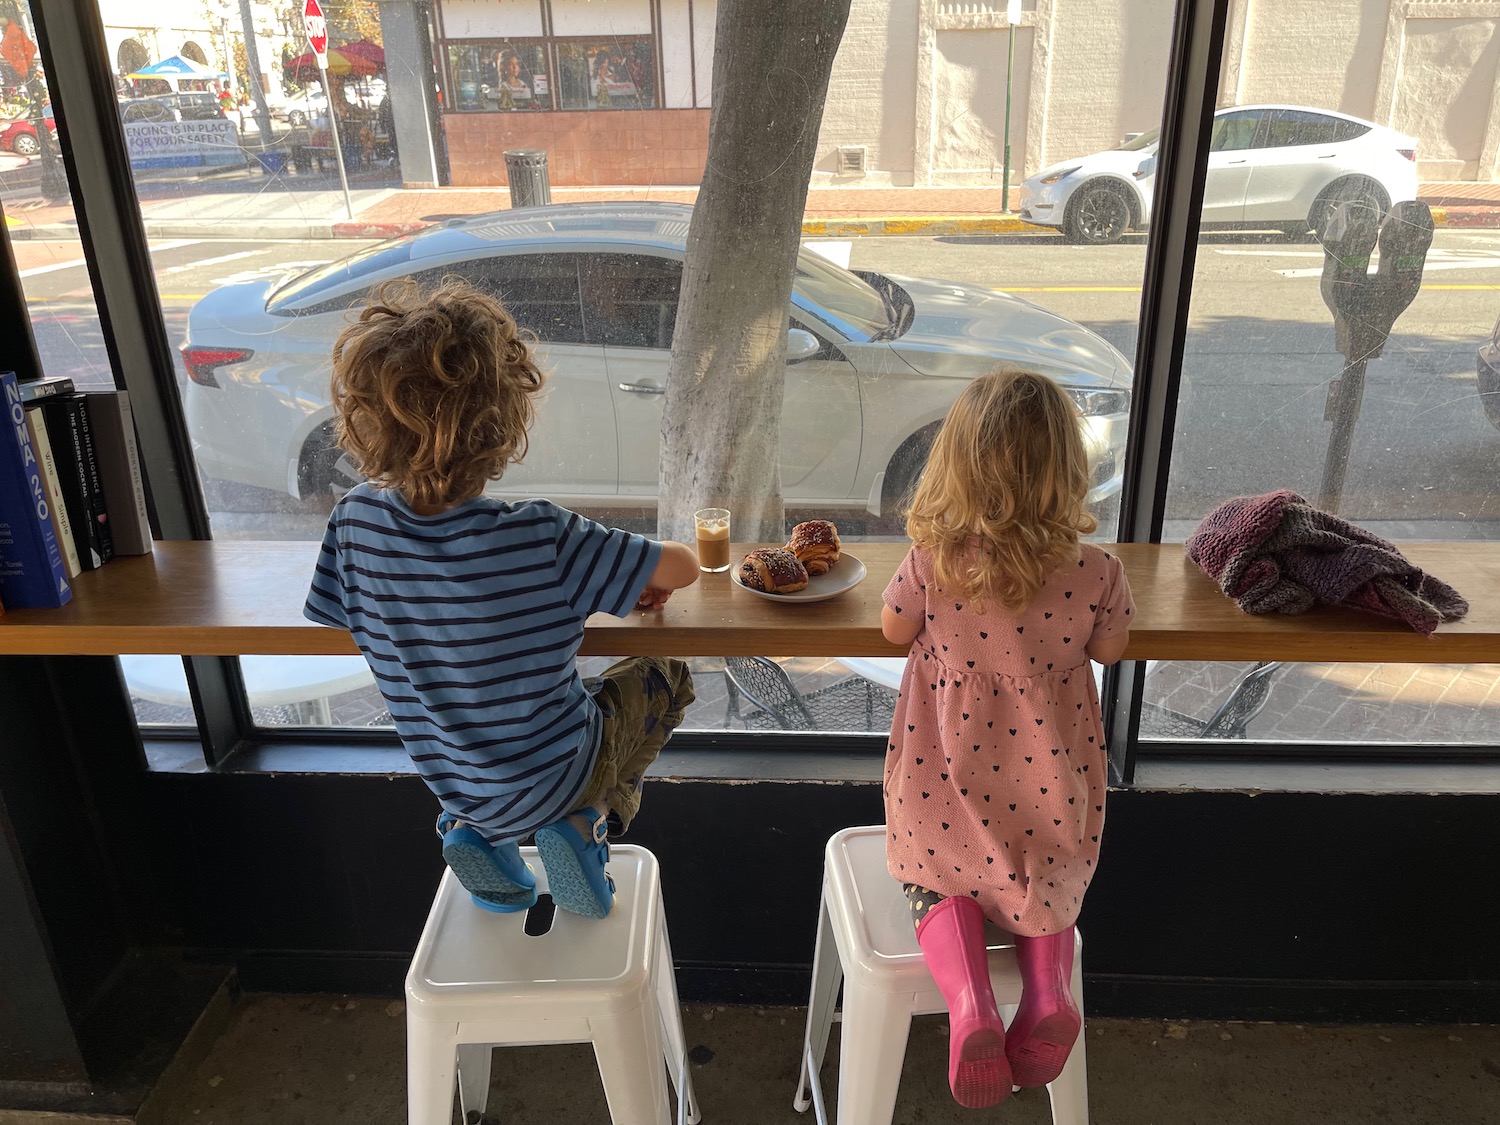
[
  {"xmin": 330, "ymin": 277, "xmax": 546, "ymax": 512},
  {"xmin": 905, "ymin": 371, "xmax": 1096, "ymax": 611}
]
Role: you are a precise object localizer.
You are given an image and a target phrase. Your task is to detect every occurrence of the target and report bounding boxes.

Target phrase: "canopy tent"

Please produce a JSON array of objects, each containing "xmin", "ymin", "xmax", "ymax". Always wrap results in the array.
[
  {"xmin": 335, "ymin": 39, "xmax": 385, "ymax": 68},
  {"xmin": 125, "ymin": 54, "xmax": 226, "ymax": 89},
  {"xmin": 283, "ymin": 43, "xmax": 383, "ymax": 83}
]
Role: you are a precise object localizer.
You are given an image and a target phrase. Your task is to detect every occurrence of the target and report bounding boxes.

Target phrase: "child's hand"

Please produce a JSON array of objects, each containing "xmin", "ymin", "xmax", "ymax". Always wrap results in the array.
[{"xmin": 636, "ymin": 586, "xmax": 673, "ymax": 611}]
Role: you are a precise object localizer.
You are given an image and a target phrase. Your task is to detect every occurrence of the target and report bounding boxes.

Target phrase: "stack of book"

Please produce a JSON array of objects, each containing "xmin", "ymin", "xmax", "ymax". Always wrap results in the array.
[{"xmin": 0, "ymin": 369, "xmax": 154, "ymax": 611}]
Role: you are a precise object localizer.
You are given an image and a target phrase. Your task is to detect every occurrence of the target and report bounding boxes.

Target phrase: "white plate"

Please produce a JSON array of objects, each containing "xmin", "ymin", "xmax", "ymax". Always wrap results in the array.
[{"xmin": 731, "ymin": 553, "xmax": 868, "ymax": 603}]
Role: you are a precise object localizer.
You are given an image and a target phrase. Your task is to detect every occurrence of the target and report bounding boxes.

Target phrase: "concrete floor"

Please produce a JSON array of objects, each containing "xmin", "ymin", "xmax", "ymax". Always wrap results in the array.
[{"xmin": 139, "ymin": 994, "xmax": 1500, "ymax": 1125}]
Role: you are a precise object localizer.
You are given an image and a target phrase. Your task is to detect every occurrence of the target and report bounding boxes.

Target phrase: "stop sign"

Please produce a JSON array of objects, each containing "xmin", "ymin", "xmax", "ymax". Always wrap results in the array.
[{"xmin": 304, "ymin": 0, "xmax": 328, "ymax": 59}]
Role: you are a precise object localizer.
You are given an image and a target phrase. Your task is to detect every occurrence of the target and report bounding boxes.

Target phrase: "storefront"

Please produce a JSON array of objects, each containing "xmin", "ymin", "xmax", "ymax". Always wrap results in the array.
[{"xmin": 432, "ymin": 0, "xmax": 712, "ymax": 186}]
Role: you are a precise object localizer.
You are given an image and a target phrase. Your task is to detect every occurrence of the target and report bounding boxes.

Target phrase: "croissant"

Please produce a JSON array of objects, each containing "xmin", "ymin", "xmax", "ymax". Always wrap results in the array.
[
  {"xmin": 738, "ymin": 548, "xmax": 809, "ymax": 594},
  {"xmin": 786, "ymin": 520, "xmax": 841, "ymax": 576}
]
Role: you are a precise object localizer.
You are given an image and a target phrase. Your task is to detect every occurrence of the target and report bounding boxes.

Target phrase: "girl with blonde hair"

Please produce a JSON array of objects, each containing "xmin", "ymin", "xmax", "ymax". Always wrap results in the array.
[{"xmin": 881, "ymin": 370, "xmax": 1135, "ymax": 1108}]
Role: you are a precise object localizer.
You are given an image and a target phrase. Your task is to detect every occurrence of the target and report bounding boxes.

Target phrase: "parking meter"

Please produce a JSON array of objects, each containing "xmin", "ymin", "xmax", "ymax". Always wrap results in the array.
[
  {"xmin": 1315, "ymin": 198, "xmax": 1434, "ymax": 511},
  {"xmin": 1367, "ymin": 199, "xmax": 1435, "ymax": 357},
  {"xmin": 1317, "ymin": 200, "xmax": 1380, "ymax": 361}
]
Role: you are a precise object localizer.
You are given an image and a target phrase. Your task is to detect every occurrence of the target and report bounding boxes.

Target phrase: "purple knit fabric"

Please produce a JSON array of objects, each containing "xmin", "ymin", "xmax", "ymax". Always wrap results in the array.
[{"xmin": 1185, "ymin": 490, "xmax": 1468, "ymax": 636}]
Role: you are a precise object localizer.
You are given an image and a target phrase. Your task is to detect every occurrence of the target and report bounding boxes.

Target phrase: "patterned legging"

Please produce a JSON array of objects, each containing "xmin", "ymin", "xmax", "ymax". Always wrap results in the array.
[{"xmin": 903, "ymin": 883, "xmax": 946, "ymax": 929}]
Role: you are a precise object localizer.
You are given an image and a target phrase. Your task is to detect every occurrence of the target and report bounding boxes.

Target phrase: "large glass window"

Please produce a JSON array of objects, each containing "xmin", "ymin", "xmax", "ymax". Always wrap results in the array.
[
  {"xmin": 6, "ymin": 0, "xmax": 1493, "ymax": 765},
  {"xmin": 1144, "ymin": 3, "xmax": 1500, "ymax": 748},
  {"xmin": 446, "ymin": 41, "xmax": 549, "ymax": 112},
  {"xmin": 555, "ymin": 38, "xmax": 656, "ymax": 110}
]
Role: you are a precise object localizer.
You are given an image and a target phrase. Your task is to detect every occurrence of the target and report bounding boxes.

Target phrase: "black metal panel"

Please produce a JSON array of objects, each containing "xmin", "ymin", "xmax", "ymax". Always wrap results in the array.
[{"xmin": 135, "ymin": 768, "xmax": 1500, "ymax": 1020}]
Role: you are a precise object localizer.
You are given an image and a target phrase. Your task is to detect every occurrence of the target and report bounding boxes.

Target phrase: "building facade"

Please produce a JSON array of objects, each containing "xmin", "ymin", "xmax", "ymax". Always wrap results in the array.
[{"xmin": 416, "ymin": 0, "xmax": 1500, "ymax": 188}]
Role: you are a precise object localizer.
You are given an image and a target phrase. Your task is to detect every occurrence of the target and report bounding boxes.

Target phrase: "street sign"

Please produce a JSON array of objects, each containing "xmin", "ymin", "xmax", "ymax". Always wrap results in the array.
[
  {"xmin": 303, "ymin": 0, "xmax": 328, "ymax": 64},
  {"xmin": 2, "ymin": 20, "xmax": 37, "ymax": 78}
]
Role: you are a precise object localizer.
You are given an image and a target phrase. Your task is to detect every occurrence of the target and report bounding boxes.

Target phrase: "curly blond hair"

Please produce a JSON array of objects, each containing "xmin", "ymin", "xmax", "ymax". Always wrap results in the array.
[
  {"xmin": 905, "ymin": 371, "xmax": 1096, "ymax": 611},
  {"xmin": 330, "ymin": 277, "xmax": 546, "ymax": 512}
]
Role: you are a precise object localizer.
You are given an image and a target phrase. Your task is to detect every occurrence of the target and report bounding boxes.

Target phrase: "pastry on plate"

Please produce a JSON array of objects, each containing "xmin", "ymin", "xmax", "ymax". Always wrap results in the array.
[
  {"xmin": 738, "ymin": 548, "xmax": 809, "ymax": 594},
  {"xmin": 786, "ymin": 519, "xmax": 841, "ymax": 576}
]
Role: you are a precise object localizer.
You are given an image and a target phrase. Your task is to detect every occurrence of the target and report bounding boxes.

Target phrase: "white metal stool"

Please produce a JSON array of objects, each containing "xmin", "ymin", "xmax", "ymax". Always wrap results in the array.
[
  {"xmin": 793, "ymin": 825, "xmax": 1088, "ymax": 1125},
  {"xmin": 406, "ymin": 844, "xmax": 700, "ymax": 1125}
]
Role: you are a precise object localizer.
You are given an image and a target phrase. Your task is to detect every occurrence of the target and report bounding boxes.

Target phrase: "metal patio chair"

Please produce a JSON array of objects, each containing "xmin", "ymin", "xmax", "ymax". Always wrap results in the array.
[
  {"xmin": 1140, "ymin": 661, "xmax": 1283, "ymax": 739},
  {"xmin": 723, "ymin": 656, "xmax": 898, "ymax": 733}
]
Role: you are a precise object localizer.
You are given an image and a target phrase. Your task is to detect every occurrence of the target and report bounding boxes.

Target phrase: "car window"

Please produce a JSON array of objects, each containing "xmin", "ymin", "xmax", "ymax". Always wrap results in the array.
[
  {"xmin": 580, "ymin": 253, "xmax": 680, "ymax": 349},
  {"xmin": 1209, "ymin": 110, "xmax": 1260, "ymax": 152},
  {"xmin": 120, "ymin": 99, "xmax": 173, "ymax": 123},
  {"xmin": 1260, "ymin": 109, "xmax": 1364, "ymax": 148},
  {"xmin": 268, "ymin": 239, "xmax": 418, "ymax": 311},
  {"xmin": 1119, "ymin": 128, "xmax": 1159, "ymax": 151},
  {"xmin": 792, "ymin": 249, "xmax": 889, "ymax": 341},
  {"xmin": 467, "ymin": 253, "xmax": 586, "ymax": 344}
]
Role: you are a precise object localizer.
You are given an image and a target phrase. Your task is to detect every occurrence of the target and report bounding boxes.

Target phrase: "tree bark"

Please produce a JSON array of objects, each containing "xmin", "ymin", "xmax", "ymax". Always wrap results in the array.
[{"xmin": 657, "ymin": 0, "xmax": 851, "ymax": 544}]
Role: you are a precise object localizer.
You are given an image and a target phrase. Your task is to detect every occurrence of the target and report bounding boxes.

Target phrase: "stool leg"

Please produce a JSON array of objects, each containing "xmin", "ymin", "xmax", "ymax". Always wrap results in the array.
[
  {"xmin": 592, "ymin": 1002, "xmax": 672, "ymax": 1125},
  {"xmin": 1045, "ymin": 935, "xmax": 1090, "ymax": 1125},
  {"xmin": 834, "ymin": 981, "xmax": 912, "ymax": 1125},
  {"xmin": 794, "ymin": 889, "xmax": 842, "ymax": 1115},
  {"xmin": 457, "ymin": 1043, "xmax": 493, "ymax": 1123},
  {"xmin": 653, "ymin": 904, "xmax": 700, "ymax": 1125},
  {"xmin": 406, "ymin": 1017, "xmax": 459, "ymax": 1125}
]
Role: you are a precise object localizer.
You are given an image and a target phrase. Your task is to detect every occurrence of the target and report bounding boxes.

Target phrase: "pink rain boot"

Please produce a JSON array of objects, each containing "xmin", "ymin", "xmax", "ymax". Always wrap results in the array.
[
  {"xmin": 915, "ymin": 896, "xmax": 1012, "ymax": 1108},
  {"xmin": 1006, "ymin": 927, "xmax": 1081, "ymax": 1087}
]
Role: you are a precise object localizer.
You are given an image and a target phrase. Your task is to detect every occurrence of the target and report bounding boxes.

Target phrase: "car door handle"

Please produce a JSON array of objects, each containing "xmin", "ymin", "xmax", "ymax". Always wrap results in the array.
[
  {"xmin": 618, "ymin": 381, "xmax": 665, "ymax": 395},
  {"xmin": 1227, "ymin": 158, "xmax": 1247, "ymax": 164}
]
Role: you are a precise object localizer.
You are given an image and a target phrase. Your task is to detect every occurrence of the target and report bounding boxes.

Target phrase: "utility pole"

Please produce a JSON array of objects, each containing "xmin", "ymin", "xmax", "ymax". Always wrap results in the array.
[
  {"xmin": 238, "ymin": 0, "xmax": 274, "ymax": 143},
  {"xmin": 999, "ymin": 0, "xmax": 1020, "ymax": 213}
]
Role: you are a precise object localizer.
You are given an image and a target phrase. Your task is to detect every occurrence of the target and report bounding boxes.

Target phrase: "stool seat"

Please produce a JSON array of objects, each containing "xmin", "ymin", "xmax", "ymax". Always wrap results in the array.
[
  {"xmin": 406, "ymin": 844, "xmax": 699, "ymax": 1125},
  {"xmin": 794, "ymin": 825, "xmax": 1088, "ymax": 1125}
]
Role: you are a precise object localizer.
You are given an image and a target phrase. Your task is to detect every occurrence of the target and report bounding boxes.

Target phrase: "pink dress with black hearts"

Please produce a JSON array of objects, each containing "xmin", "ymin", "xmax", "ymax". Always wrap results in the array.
[{"xmin": 882, "ymin": 542, "xmax": 1134, "ymax": 936}]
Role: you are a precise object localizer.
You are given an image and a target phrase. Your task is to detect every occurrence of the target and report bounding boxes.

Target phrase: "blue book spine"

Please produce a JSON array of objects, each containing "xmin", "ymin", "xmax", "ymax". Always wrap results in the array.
[{"xmin": 0, "ymin": 370, "xmax": 73, "ymax": 608}]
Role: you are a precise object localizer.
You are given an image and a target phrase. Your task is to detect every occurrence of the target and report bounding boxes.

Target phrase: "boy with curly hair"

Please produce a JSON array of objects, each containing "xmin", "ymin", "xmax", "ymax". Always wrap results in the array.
[{"xmin": 304, "ymin": 278, "xmax": 699, "ymax": 919}]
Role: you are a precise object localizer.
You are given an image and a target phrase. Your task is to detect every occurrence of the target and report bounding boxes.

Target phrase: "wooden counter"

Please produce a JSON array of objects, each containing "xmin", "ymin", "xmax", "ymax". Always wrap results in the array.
[{"xmin": 0, "ymin": 540, "xmax": 1497, "ymax": 662}]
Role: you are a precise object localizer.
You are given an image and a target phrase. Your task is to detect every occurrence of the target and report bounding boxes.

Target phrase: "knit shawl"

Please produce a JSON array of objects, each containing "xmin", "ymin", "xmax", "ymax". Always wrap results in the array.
[{"xmin": 1185, "ymin": 490, "xmax": 1468, "ymax": 636}]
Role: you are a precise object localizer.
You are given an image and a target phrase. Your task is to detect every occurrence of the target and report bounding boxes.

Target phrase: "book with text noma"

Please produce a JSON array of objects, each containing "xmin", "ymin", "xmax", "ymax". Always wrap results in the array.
[{"xmin": 0, "ymin": 370, "xmax": 73, "ymax": 607}]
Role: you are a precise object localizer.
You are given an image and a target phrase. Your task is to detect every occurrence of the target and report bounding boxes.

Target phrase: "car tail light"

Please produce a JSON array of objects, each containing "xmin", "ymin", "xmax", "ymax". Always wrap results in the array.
[
  {"xmin": 181, "ymin": 345, "xmax": 253, "ymax": 388},
  {"xmin": 1398, "ymin": 148, "xmax": 1416, "ymax": 162}
]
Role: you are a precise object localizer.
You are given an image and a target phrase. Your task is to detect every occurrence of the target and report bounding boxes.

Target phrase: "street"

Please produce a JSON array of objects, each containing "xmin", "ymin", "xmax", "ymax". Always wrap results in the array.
[{"xmin": 11, "ymin": 228, "xmax": 1500, "ymax": 542}]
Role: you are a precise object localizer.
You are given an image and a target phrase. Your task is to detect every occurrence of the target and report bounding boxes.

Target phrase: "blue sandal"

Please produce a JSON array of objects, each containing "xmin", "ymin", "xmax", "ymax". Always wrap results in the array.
[
  {"xmin": 534, "ymin": 806, "xmax": 616, "ymax": 919},
  {"xmin": 437, "ymin": 813, "xmax": 538, "ymax": 914}
]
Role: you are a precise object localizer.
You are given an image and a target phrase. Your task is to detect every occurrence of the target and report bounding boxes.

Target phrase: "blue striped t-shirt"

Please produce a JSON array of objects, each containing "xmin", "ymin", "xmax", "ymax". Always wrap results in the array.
[{"xmin": 303, "ymin": 483, "xmax": 661, "ymax": 842}]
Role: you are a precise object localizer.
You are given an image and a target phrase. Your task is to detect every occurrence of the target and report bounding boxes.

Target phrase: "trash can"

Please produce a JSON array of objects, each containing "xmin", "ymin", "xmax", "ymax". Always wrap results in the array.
[{"xmin": 504, "ymin": 149, "xmax": 551, "ymax": 208}]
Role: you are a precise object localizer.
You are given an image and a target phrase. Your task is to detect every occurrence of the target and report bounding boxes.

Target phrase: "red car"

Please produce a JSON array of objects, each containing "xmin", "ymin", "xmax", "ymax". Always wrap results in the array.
[{"xmin": 1, "ymin": 107, "xmax": 56, "ymax": 156}]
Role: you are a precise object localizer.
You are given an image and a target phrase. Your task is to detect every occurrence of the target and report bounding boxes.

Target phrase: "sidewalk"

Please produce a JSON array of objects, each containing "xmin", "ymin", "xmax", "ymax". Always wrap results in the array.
[{"xmin": 4, "ymin": 157, "xmax": 1499, "ymax": 241}]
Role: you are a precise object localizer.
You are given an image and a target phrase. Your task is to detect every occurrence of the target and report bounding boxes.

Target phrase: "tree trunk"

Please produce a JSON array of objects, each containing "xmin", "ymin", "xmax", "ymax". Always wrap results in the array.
[{"xmin": 657, "ymin": 0, "xmax": 851, "ymax": 544}]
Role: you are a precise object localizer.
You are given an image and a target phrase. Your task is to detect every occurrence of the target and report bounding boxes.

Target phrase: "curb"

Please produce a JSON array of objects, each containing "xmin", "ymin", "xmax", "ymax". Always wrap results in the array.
[{"xmin": 6, "ymin": 208, "xmax": 1499, "ymax": 242}]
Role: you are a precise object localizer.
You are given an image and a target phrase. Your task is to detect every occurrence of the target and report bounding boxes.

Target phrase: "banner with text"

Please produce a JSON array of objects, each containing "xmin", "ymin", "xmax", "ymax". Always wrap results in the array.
[{"xmin": 124, "ymin": 119, "xmax": 243, "ymax": 169}]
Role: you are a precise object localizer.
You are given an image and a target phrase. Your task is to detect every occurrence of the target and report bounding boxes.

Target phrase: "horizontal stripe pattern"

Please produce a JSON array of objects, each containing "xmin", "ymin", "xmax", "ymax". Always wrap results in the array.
[{"xmin": 303, "ymin": 483, "xmax": 660, "ymax": 842}]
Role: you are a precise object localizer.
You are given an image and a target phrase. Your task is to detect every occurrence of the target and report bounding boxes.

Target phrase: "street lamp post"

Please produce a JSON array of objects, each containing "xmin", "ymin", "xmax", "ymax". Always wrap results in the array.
[
  {"xmin": 220, "ymin": 12, "xmax": 237, "ymax": 95},
  {"xmin": 999, "ymin": 0, "xmax": 1021, "ymax": 214}
]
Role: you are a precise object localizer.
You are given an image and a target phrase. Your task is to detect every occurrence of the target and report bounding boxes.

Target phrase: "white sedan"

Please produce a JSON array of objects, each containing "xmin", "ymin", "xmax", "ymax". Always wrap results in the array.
[
  {"xmin": 1021, "ymin": 105, "xmax": 1419, "ymax": 244},
  {"xmin": 181, "ymin": 203, "xmax": 1132, "ymax": 521}
]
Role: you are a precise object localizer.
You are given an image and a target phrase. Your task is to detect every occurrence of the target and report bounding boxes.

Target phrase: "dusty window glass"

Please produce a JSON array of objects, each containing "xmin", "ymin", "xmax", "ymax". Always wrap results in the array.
[
  {"xmin": 43, "ymin": 0, "xmax": 1171, "ymax": 736},
  {"xmin": 1147, "ymin": 5, "xmax": 1500, "ymax": 747}
]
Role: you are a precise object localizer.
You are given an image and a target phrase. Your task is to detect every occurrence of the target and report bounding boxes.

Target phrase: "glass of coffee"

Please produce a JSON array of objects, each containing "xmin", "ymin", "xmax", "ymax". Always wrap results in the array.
[{"xmin": 693, "ymin": 508, "xmax": 731, "ymax": 573}]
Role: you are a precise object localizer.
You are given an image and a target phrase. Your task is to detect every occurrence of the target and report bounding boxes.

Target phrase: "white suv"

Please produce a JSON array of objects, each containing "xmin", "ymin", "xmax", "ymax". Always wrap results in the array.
[{"xmin": 1021, "ymin": 105, "xmax": 1419, "ymax": 244}]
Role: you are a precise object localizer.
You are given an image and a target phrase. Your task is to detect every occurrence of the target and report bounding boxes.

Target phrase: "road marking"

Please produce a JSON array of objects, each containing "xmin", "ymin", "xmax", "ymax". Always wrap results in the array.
[
  {"xmin": 157, "ymin": 249, "xmax": 266, "ymax": 275},
  {"xmin": 1214, "ymin": 249, "xmax": 1324, "ymax": 258},
  {"xmin": 996, "ymin": 285, "xmax": 1142, "ymax": 292},
  {"xmin": 18, "ymin": 258, "xmax": 91, "ymax": 278}
]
